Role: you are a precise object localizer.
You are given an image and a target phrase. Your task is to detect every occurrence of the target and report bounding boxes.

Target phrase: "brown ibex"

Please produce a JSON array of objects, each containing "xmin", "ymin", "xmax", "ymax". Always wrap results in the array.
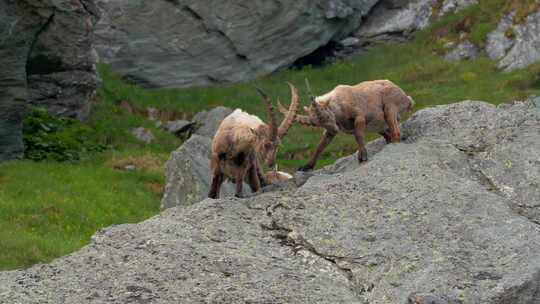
[
  {"xmin": 208, "ymin": 84, "xmax": 299, "ymax": 199},
  {"xmin": 280, "ymin": 79, "xmax": 414, "ymax": 171}
]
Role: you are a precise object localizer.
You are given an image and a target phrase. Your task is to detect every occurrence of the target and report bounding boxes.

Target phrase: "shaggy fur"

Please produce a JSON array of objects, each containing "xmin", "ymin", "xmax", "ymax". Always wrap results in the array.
[
  {"xmin": 280, "ymin": 80, "xmax": 414, "ymax": 171},
  {"xmin": 208, "ymin": 84, "xmax": 299, "ymax": 199}
]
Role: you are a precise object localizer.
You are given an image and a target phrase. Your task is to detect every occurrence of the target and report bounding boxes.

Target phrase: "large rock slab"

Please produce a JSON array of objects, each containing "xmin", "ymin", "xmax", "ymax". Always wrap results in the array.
[
  {"xmin": 0, "ymin": 0, "xmax": 99, "ymax": 161},
  {"xmin": 26, "ymin": 1, "xmax": 100, "ymax": 120},
  {"xmin": 94, "ymin": 0, "xmax": 379, "ymax": 87},
  {"xmin": 486, "ymin": 11, "xmax": 540, "ymax": 71},
  {"xmin": 355, "ymin": 0, "xmax": 436, "ymax": 44},
  {"xmin": 354, "ymin": 0, "xmax": 477, "ymax": 46},
  {"xmin": 160, "ymin": 135, "xmax": 238, "ymax": 209},
  {"xmin": 191, "ymin": 106, "xmax": 233, "ymax": 138},
  {"xmin": 1, "ymin": 100, "xmax": 540, "ymax": 303},
  {"xmin": 0, "ymin": 1, "xmax": 42, "ymax": 161},
  {"xmin": 321, "ymin": 99, "xmax": 540, "ymax": 224}
]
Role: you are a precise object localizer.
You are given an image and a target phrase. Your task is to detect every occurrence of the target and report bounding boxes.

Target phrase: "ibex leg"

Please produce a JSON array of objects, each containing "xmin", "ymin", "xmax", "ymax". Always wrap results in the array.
[{"xmin": 299, "ymin": 129, "xmax": 336, "ymax": 171}]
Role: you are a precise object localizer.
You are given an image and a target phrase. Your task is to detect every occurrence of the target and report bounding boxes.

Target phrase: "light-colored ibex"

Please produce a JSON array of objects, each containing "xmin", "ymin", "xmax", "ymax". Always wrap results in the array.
[
  {"xmin": 280, "ymin": 79, "xmax": 414, "ymax": 171},
  {"xmin": 208, "ymin": 84, "xmax": 299, "ymax": 199}
]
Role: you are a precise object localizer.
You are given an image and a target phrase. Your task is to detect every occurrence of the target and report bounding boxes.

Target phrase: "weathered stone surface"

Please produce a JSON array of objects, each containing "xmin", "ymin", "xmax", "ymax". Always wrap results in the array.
[
  {"xmin": 438, "ymin": 0, "xmax": 478, "ymax": 17},
  {"xmin": 163, "ymin": 119, "xmax": 194, "ymax": 135},
  {"xmin": 320, "ymin": 99, "xmax": 540, "ymax": 224},
  {"xmin": 27, "ymin": 1, "xmax": 100, "ymax": 120},
  {"xmin": 94, "ymin": 0, "xmax": 379, "ymax": 87},
  {"xmin": 339, "ymin": 37, "xmax": 361, "ymax": 47},
  {"xmin": 487, "ymin": 11, "xmax": 540, "ymax": 71},
  {"xmin": 486, "ymin": 13, "xmax": 515, "ymax": 61},
  {"xmin": 277, "ymin": 100, "xmax": 540, "ymax": 303},
  {"xmin": 354, "ymin": 0, "xmax": 477, "ymax": 48},
  {"xmin": 1, "ymin": 100, "xmax": 540, "ymax": 303},
  {"xmin": 192, "ymin": 106, "xmax": 233, "ymax": 138},
  {"xmin": 0, "ymin": 1, "xmax": 40, "ymax": 161},
  {"xmin": 444, "ymin": 40, "xmax": 479, "ymax": 61},
  {"xmin": 160, "ymin": 135, "xmax": 238, "ymax": 209},
  {"xmin": 130, "ymin": 127, "xmax": 154, "ymax": 144},
  {"xmin": 356, "ymin": 0, "xmax": 436, "ymax": 44},
  {"xmin": 0, "ymin": 0, "xmax": 99, "ymax": 161}
]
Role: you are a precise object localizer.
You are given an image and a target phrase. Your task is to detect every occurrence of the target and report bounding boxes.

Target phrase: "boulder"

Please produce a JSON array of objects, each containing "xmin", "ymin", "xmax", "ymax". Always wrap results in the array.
[
  {"xmin": 320, "ymin": 99, "xmax": 540, "ymax": 224},
  {"xmin": 160, "ymin": 135, "xmax": 238, "ymax": 209},
  {"xmin": 192, "ymin": 106, "xmax": 233, "ymax": 138},
  {"xmin": 0, "ymin": 0, "xmax": 99, "ymax": 161},
  {"xmin": 444, "ymin": 40, "xmax": 479, "ymax": 61},
  {"xmin": 163, "ymin": 119, "xmax": 194, "ymax": 135},
  {"xmin": 438, "ymin": 0, "xmax": 478, "ymax": 17},
  {"xmin": 355, "ymin": 0, "xmax": 435, "ymax": 44},
  {"xmin": 2, "ymin": 100, "xmax": 540, "ymax": 303},
  {"xmin": 94, "ymin": 0, "xmax": 379, "ymax": 87},
  {"xmin": 26, "ymin": 1, "xmax": 100, "ymax": 120},
  {"xmin": 130, "ymin": 127, "xmax": 154, "ymax": 144},
  {"xmin": 354, "ymin": 0, "xmax": 477, "ymax": 47},
  {"xmin": 485, "ymin": 13, "xmax": 515, "ymax": 61},
  {"xmin": 486, "ymin": 11, "xmax": 540, "ymax": 71}
]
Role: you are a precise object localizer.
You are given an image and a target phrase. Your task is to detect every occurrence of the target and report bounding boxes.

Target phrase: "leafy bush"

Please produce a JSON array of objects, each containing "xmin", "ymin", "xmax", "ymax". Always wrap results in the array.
[{"xmin": 23, "ymin": 108, "xmax": 106, "ymax": 161}]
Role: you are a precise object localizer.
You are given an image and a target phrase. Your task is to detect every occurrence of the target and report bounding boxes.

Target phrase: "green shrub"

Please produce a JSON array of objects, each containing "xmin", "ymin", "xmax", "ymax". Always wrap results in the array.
[{"xmin": 23, "ymin": 108, "xmax": 107, "ymax": 162}]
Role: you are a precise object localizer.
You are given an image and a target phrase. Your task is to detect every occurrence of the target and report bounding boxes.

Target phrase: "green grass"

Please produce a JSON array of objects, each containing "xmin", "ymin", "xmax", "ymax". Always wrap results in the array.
[
  {"xmin": 1, "ymin": 0, "xmax": 540, "ymax": 270},
  {"xmin": 0, "ymin": 161, "xmax": 162, "ymax": 270}
]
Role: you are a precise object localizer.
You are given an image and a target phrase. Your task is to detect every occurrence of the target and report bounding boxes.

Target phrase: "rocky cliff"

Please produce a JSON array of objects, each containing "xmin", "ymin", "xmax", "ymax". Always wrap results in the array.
[
  {"xmin": 0, "ymin": 0, "xmax": 99, "ymax": 161},
  {"xmin": 94, "ymin": 0, "xmax": 379, "ymax": 87},
  {"xmin": 95, "ymin": 0, "xmax": 522, "ymax": 88},
  {"xmin": 486, "ymin": 10, "xmax": 540, "ymax": 71},
  {"xmin": 1, "ymin": 99, "xmax": 539, "ymax": 303},
  {"xmin": 355, "ymin": 0, "xmax": 477, "ymax": 45}
]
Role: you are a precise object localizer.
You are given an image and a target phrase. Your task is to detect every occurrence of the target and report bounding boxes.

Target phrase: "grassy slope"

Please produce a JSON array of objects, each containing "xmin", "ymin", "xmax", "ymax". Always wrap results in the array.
[{"xmin": 1, "ymin": 0, "xmax": 539, "ymax": 270}]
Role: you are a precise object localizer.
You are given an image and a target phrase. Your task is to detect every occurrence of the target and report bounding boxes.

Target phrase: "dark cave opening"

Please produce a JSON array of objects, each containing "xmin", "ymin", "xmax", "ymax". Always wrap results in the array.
[{"xmin": 291, "ymin": 41, "xmax": 343, "ymax": 69}]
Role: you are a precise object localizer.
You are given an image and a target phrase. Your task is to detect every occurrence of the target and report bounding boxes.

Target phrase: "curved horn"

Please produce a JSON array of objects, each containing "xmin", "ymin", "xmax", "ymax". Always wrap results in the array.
[
  {"xmin": 277, "ymin": 82, "xmax": 300, "ymax": 139},
  {"xmin": 255, "ymin": 86, "xmax": 278, "ymax": 140},
  {"xmin": 305, "ymin": 78, "xmax": 316, "ymax": 103},
  {"xmin": 295, "ymin": 115, "xmax": 317, "ymax": 126},
  {"xmin": 278, "ymin": 95, "xmax": 316, "ymax": 127}
]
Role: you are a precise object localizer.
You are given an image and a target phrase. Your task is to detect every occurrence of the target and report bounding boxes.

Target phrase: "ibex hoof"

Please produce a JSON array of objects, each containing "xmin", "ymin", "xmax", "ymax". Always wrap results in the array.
[{"xmin": 358, "ymin": 150, "xmax": 368, "ymax": 163}]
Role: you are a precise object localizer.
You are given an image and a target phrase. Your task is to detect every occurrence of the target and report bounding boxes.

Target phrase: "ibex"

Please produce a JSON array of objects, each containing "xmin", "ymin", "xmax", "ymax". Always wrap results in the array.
[
  {"xmin": 208, "ymin": 84, "xmax": 299, "ymax": 199},
  {"xmin": 280, "ymin": 79, "xmax": 414, "ymax": 171}
]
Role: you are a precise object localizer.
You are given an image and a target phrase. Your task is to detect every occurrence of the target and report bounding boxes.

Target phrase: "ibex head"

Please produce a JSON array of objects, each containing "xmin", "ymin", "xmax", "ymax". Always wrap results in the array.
[
  {"xmin": 255, "ymin": 83, "xmax": 299, "ymax": 167},
  {"xmin": 277, "ymin": 78, "xmax": 329, "ymax": 127}
]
